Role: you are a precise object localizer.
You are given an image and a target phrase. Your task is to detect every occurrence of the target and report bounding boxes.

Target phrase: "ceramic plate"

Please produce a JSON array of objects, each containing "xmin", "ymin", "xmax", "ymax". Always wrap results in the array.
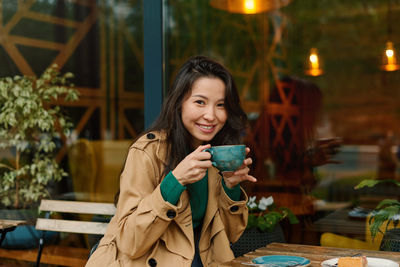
[
  {"xmin": 347, "ymin": 207, "xmax": 373, "ymax": 220},
  {"xmin": 321, "ymin": 257, "xmax": 399, "ymax": 267},
  {"xmin": 252, "ymin": 255, "xmax": 311, "ymax": 266}
]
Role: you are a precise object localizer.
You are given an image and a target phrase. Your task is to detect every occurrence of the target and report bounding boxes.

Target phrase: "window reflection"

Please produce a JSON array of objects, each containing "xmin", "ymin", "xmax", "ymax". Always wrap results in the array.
[{"xmin": 165, "ymin": 0, "xmax": 400, "ymax": 249}]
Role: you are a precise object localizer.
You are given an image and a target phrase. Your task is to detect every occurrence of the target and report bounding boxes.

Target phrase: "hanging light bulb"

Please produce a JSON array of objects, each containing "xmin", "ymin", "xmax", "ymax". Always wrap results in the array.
[
  {"xmin": 210, "ymin": 0, "xmax": 292, "ymax": 14},
  {"xmin": 381, "ymin": 41, "xmax": 400, "ymax": 71},
  {"xmin": 305, "ymin": 48, "xmax": 323, "ymax": 76},
  {"xmin": 244, "ymin": 0, "xmax": 256, "ymax": 13}
]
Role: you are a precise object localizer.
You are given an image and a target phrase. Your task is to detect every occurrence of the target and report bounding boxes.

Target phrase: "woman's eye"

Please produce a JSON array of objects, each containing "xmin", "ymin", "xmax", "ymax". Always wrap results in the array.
[
  {"xmin": 217, "ymin": 103, "xmax": 225, "ymax": 108},
  {"xmin": 195, "ymin": 100, "xmax": 205, "ymax": 105}
]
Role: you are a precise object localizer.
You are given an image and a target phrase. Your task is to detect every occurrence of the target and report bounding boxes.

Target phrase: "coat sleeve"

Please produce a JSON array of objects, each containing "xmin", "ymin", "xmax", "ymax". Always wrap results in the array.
[
  {"xmin": 218, "ymin": 186, "xmax": 249, "ymax": 243},
  {"xmin": 114, "ymin": 145, "xmax": 181, "ymax": 259}
]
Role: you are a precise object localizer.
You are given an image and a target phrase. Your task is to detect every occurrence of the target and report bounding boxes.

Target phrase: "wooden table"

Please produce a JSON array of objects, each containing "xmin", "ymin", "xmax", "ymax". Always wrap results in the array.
[
  {"xmin": 0, "ymin": 219, "xmax": 27, "ymax": 246},
  {"xmin": 220, "ymin": 242, "xmax": 400, "ymax": 266}
]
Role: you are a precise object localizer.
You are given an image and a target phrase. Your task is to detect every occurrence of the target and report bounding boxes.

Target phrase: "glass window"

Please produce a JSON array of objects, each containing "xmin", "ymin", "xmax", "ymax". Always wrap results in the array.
[
  {"xmin": 0, "ymin": 0, "xmax": 144, "ymax": 204},
  {"xmin": 164, "ymin": 0, "xmax": 400, "ymax": 250}
]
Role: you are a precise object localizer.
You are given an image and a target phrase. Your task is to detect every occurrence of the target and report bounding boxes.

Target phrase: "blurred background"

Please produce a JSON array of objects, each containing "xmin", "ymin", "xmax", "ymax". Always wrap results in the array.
[{"xmin": 1, "ymin": 0, "xmax": 400, "ymax": 262}]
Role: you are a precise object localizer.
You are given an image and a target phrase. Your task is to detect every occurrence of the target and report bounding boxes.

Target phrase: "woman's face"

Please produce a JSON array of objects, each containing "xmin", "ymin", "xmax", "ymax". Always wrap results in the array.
[{"xmin": 181, "ymin": 77, "xmax": 227, "ymax": 148}]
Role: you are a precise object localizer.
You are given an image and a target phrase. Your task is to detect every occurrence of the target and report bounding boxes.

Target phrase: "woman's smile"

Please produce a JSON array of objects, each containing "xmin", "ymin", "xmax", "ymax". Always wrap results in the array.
[{"xmin": 196, "ymin": 123, "xmax": 215, "ymax": 132}]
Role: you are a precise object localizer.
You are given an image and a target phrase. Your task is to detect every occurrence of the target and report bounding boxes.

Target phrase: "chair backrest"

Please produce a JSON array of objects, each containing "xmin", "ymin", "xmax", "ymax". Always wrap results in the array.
[
  {"xmin": 68, "ymin": 139, "xmax": 97, "ymax": 200},
  {"xmin": 35, "ymin": 200, "xmax": 116, "ymax": 235},
  {"xmin": 68, "ymin": 139, "xmax": 132, "ymax": 202}
]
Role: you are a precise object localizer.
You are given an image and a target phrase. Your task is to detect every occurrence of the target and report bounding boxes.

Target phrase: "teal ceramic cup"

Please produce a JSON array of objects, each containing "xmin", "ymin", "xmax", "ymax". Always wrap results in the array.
[{"xmin": 204, "ymin": 145, "xmax": 246, "ymax": 172}]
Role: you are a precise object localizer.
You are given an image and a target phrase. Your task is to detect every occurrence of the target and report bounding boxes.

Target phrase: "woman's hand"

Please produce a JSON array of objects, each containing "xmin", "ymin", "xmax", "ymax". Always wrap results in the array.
[
  {"xmin": 172, "ymin": 144, "xmax": 213, "ymax": 186},
  {"xmin": 222, "ymin": 147, "xmax": 257, "ymax": 188},
  {"xmin": 307, "ymin": 137, "xmax": 342, "ymax": 167}
]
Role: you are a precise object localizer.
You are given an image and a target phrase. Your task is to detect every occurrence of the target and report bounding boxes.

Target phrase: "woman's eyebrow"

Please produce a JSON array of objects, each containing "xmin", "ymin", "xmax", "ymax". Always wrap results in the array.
[
  {"xmin": 191, "ymin": 94, "xmax": 207, "ymax": 99},
  {"xmin": 191, "ymin": 95, "xmax": 224, "ymax": 102},
  {"xmin": 191, "ymin": 95, "xmax": 225, "ymax": 101}
]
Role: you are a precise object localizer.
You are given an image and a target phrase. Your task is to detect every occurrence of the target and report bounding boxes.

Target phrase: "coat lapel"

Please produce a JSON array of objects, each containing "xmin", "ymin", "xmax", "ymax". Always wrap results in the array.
[
  {"xmin": 201, "ymin": 167, "xmax": 221, "ymax": 237},
  {"xmin": 176, "ymin": 189, "xmax": 195, "ymax": 241},
  {"xmin": 155, "ymin": 131, "xmax": 167, "ymax": 166},
  {"xmin": 165, "ymin": 189, "xmax": 196, "ymax": 259}
]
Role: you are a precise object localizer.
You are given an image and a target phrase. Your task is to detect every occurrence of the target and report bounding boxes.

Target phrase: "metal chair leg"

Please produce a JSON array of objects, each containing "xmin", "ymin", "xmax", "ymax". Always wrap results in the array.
[
  {"xmin": 35, "ymin": 236, "xmax": 44, "ymax": 267},
  {"xmin": 35, "ymin": 211, "xmax": 50, "ymax": 267}
]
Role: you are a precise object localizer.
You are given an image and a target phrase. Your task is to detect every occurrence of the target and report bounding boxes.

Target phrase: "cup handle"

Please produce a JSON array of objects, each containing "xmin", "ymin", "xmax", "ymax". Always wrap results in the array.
[
  {"xmin": 203, "ymin": 148, "xmax": 213, "ymax": 155},
  {"xmin": 203, "ymin": 149, "xmax": 217, "ymax": 167}
]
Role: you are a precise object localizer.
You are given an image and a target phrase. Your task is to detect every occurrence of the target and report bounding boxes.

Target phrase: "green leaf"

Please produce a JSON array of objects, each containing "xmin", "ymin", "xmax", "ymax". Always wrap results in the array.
[
  {"xmin": 280, "ymin": 207, "xmax": 299, "ymax": 224},
  {"xmin": 355, "ymin": 179, "xmax": 400, "ymax": 189},
  {"xmin": 247, "ymin": 214, "xmax": 258, "ymax": 229},
  {"xmin": 256, "ymin": 212, "xmax": 281, "ymax": 232},
  {"xmin": 376, "ymin": 199, "xmax": 400, "ymax": 209}
]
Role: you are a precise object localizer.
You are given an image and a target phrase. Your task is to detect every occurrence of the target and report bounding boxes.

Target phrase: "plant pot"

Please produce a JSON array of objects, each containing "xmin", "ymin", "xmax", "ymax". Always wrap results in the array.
[
  {"xmin": 380, "ymin": 228, "xmax": 400, "ymax": 252},
  {"xmin": 0, "ymin": 209, "xmax": 58, "ymax": 249},
  {"xmin": 231, "ymin": 224, "xmax": 286, "ymax": 258}
]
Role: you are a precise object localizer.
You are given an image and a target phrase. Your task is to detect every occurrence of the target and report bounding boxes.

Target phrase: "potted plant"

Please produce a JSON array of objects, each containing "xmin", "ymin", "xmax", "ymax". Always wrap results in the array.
[
  {"xmin": 0, "ymin": 64, "xmax": 78, "ymax": 248},
  {"xmin": 355, "ymin": 179, "xmax": 400, "ymax": 251},
  {"xmin": 246, "ymin": 196, "xmax": 299, "ymax": 232},
  {"xmin": 231, "ymin": 196, "xmax": 299, "ymax": 257}
]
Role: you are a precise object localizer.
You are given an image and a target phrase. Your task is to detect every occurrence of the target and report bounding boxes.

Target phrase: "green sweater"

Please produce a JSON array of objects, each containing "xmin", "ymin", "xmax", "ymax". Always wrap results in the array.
[{"xmin": 160, "ymin": 171, "xmax": 241, "ymax": 228}]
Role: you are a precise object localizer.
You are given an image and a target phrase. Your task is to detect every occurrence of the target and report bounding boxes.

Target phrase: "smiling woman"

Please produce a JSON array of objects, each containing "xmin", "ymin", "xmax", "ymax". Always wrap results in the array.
[{"xmin": 86, "ymin": 56, "xmax": 257, "ymax": 267}]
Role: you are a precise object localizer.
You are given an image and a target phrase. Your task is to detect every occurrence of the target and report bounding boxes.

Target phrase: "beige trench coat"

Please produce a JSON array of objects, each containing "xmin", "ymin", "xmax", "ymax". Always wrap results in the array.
[{"xmin": 85, "ymin": 131, "xmax": 249, "ymax": 267}]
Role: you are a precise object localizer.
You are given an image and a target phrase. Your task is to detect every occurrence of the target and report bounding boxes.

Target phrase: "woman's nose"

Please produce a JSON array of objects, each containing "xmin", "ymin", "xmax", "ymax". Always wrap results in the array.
[{"xmin": 203, "ymin": 107, "xmax": 215, "ymax": 121}]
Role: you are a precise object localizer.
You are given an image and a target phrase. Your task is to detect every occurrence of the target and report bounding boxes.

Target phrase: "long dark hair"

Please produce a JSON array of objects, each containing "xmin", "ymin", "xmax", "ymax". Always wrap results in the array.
[{"xmin": 148, "ymin": 55, "xmax": 248, "ymax": 175}]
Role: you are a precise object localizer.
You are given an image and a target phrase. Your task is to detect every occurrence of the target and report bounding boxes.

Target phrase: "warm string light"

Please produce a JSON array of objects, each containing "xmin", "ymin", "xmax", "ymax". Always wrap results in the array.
[
  {"xmin": 381, "ymin": 0, "xmax": 399, "ymax": 71},
  {"xmin": 244, "ymin": 0, "xmax": 255, "ymax": 13},
  {"xmin": 310, "ymin": 53, "xmax": 319, "ymax": 69},
  {"xmin": 382, "ymin": 41, "xmax": 399, "ymax": 71},
  {"xmin": 305, "ymin": 48, "xmax": 323, "ymax": 76},
  {"xmin": 210, "ymin": 0, "xmax": 292, "ymax": 14}
]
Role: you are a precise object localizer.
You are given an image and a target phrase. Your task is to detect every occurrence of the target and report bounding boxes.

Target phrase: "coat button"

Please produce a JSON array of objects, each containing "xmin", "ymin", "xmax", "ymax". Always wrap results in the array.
[
  {"xmin": 230, "ymin": 205, "xmax": 239, "ymax": 212},
  {"xmin": 148, "ymin": 258, "xmax": 157, "ymax": 267},
  {"xmin": 147, "ymin": 133, "xmax": 155, "ymax": 139},
  {"xmin": 166, "ymin": 209, "xmax": 176, "ymax": 219}
]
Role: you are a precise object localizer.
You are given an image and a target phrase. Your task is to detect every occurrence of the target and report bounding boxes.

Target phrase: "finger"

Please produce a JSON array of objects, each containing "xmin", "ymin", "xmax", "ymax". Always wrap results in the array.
[
  {"xmin": 236, "ymin": 173, "xmax": 257, "ymax": 183},
  {"xmin": 197, "ymin": 160, "xmax": 213, "ymax": 168},
  {"xmin": 236, "ymin": 158, "xmax": 252, "ymax": 171},
  {"xmin": 195, "ymin": 144, "xmax": 211, "ymax": 152},
  {"xmin": 197, "ymin": 150, "xmax": 212, "ymax": 160},
  {"xmin": 233, "ymin": 166, "xmax": 250, "ymax": 176},
  {"xmin": 244, "ymin": 174, "xmax": 257, "ymax": 183},
  {"xmin": 224, "ymin": 174, "xmax": 257, "ymax": 187},
  {"xmin": 246, "ymin": 147, "xmax": 251, "ymax": 155},
  {"xmin": 192, "ymin": 144, "xmax": 212, "ymax": 160},
  {"xmin": 243, "ymin": 157, "xmax": 253, "ymax": 166}
]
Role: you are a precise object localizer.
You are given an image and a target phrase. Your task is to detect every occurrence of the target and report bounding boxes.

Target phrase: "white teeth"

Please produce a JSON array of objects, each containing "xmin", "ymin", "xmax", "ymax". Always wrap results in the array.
[{"xmin": 199, "ymin": 125, "xmax": 212, "ymax": 130}]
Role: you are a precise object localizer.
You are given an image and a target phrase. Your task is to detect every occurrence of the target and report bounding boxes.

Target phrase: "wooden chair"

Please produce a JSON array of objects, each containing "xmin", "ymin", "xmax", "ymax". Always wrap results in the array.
[
  {"xmin": 67, "ymin": 139, "xmax": 131, "ymax": 202},
  {"xmin": 35, "ymin": 199, "xmax": 116, "ymax": 267}
]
